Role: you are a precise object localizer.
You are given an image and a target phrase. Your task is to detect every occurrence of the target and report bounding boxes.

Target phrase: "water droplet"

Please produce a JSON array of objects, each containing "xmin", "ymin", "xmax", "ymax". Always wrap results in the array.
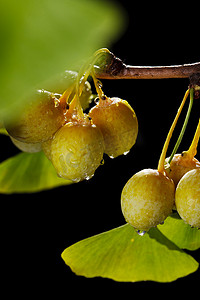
[
  {"xmin": 85, "ymin": 174, "xmax": 94, "ymax": 181},
  {"xmin": 54, "ymin": 93, "xmax": 62, "ymax": 99},
  {"xmin": 101, "ymin": 95, "xmax": 106, "ymax": 101},
  {"xmin": 136, "ymin": 230, "xmax": 146, "ymax": 236},
  {"xmin": 54, "ymin": 98, "xmax": 60, "ymax": 108},
  {"xmin": 72, "ymin": 113, "xmax": 77, "ymax": 119},
  {"xmin": 97, "ymin": 80, "xmax": 102, "ymax": 89},
  {"xmin": 123, "ymin": 150, "xmax": 130, "ymax": 156},
  {"xmin": 94, "ymin": 97, "xmax": 99, "ymax": 104},
  {"xmin": 72, "ymin": 177, "xmax": 81, "ymax": 183}
]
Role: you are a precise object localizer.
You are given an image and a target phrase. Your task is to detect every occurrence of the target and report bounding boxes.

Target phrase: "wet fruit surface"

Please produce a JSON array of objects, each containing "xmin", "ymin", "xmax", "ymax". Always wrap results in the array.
[
  {"xmin": 10, "ymin": 136, "xmax": 42, "ymax": 153},
  {"xmin": 50, "ymin": 121, "xmax": 105, "ymax": 182},
  {"xmin": 6, "ymin": 90, "xmax": 66, "ymax": 144},
  {"xmin": 121, "ymin": 168, "xmax": 175, "ymax": 231},
  {"xmin": 175, "ymin": 168, "xmax": 200, "ymax": 228},
  {"xmin": 89, "ymin": 97, "xmax": 138, "ymax": 158},
  {"xmin": 165, "ymin": 153, "xmax": 200, "ymax": 186}
]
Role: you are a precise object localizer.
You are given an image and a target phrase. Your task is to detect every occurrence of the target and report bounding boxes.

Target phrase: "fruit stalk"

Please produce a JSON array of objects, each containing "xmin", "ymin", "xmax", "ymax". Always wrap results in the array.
[
  {"xmin": 186, "ymin": 117, "xmax": 200, "ymax": 158},
  {"xmin": 157, "ymin": 89, "xmax": 190, "ymax": 174},
  {"xmin": 63, "ymin": 49, "xmax": 111, "ymax": 119},
  {"xmin": 168, "ymin": 88, "xmax": 194, "ymax": 164},
  {"xmin": 78, "ymin": 48, "xmax": 110, "ymax": 97}
]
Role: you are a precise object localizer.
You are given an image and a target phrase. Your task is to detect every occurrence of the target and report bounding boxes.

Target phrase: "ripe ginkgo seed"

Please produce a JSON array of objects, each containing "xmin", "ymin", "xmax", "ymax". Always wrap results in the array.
[
  {"xmin": 10, "ymin": 136, "xmax": 42, "ymax": 153},
  {"xmin": 165, "ymin": 153, "xmax": 200, "ymax": 186},
  {"xmin": 5, "ymin": 90, "xmax": 66, "ymax": 144},
  {"xmin": 121, "ymin": 169, "xmax": 175, "ymax": 231},
  {"xmin": 89, "ymin": 97, "xmax": 138, "ymax": 158},
  {"xmin": 175, "ymin": 168, "xmax": 200, "ymax": 228},
  {"xmin": 50, "ymin": 120, "xmax": 105, "ymax": 182}
]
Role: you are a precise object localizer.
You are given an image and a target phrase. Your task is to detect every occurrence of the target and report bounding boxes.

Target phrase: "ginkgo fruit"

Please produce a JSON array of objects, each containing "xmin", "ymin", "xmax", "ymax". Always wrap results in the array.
[
  {"xmin": 121, "ymin": 89, "xmax": 190, "ymax": 232},
  {"xmin": 50, "ymin": 118, "xmax": 105, "ymax": 182},
  {"xmin": 89, "ymin": 96, "xmax": 138, "ymax": 158},
  {"xmin": 42, "ymin": 138, "xmax": 52, "ymax": 160},
  {"xmin": 165, "ymin": 153, "xmax": 200, "ymax": 186},
  {"xmin": 10, "ymin": 136, "xmax": 42, "ymax": 153},
  {"xmin": 166, "ymin": 117, "xmax": 200, "ymax": 186},
  {"xmin": 5, "ymin": 90, "xmax": 66, "ymax": 144},
  {"xmin": 175, "ymin": 168, "xmax": 200, "ymax": 228},
  {"xmin": 121, "ymin": 169, "xmax": 175, "ymax": 231}
]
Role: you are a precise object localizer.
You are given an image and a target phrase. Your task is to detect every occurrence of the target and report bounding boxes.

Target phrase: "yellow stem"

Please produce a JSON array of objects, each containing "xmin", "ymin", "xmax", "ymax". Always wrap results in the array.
[
  {"xmin": 77, "ymin": 48, "xmax": 111, "ymax": 99},
  {"xmin": 186, "ymin": 118, "xmax": 200, "ymax": 158},
  {"xmin": 68, "ymin": 48, "xmax": 111, "ymax": 117},
  {"xmin": 77, "ymin": 67, "xmax": 91, "ymax": 98},
  {"xmin": 59, "ymin": 85, "xmax": 74, "ymax": 105},
  {"xmin": 92, "ymin": 70, "xmax": 105, "ymax": 100},
  {"xmin": 157, "ymin": 89, "xmax": 190, "ymax": 173},
  {"xmin": 68, "ymin": 94, "xmax": 84, "ymax": 119},
  {"xmin": 60, "ymin": 48, "xmax": 111, "ymax": 120}
]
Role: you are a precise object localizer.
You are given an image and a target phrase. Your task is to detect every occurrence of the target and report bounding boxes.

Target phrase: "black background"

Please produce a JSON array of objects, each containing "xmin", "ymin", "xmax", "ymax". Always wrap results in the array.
[{"xmin": 1, "ymin": 0, "xmax": 200, "ymax": 297}]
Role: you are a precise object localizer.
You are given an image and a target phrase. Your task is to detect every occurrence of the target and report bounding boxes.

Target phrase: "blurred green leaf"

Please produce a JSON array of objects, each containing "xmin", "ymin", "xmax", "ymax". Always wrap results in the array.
[
  {"xmin": 0, "ymin": 0, "xmax": 125, "ymax": 118},
  {"xmin": 62, "ymin": 224, "xmax": 198, "ymax": 282},
  {"xmin": 158, "ymin": 213, "xmax": 200, "ymax": 251},
  {"xmin": 0, "ymin": 128, "xmax": 8, "ymax": 135},
  {"xmin": 0, "ymin": 151, "xmax": 72, "ymax": 194}
]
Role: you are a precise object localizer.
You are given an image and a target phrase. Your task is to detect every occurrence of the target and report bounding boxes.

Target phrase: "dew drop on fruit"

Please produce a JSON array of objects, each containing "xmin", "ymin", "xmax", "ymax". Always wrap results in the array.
[
  {"xmin": 54, "ymin": 98, "xmax": 60, "ymax": 108},
  {"xmin": 72, "ymin": 177, "xmax": 82, "ymax": 183},
  {"xmin": 123, "ymin": 150, "xmax": 130, "ymax": 156},
  {"xmin": 85, "ymin": 174, "xmax": 94, "ymax": 181},
  {"xmin": 136, "ymin": 230, "xmax": 146, "ymax": 236},
  {"xmin": 94, "ymin": 97, "xmax": 99, "ymax": 104}
]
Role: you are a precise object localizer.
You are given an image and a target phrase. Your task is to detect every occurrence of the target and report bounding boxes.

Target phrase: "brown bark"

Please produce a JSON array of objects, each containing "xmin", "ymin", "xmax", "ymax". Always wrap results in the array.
[{"xmin": 95, "ymin": 51, "xmax": 200, "ymax": 80}]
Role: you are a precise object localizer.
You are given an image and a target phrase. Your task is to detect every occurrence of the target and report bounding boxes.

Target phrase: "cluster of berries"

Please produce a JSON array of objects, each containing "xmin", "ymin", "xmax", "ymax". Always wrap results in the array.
[
  {"xmin": 121, "ymin": 89, "xmax": 200, "ymax": 232},
  {"xmin": 5, "ymin": 65, "xmax": 138, "ymax": 183},
  {"xmin": 166, "ymin": 126, "xmax": 200, "ymax": 229},
  {"xmin": 4, "ymin": 48, "xmax": 200, "ymax": 231}
]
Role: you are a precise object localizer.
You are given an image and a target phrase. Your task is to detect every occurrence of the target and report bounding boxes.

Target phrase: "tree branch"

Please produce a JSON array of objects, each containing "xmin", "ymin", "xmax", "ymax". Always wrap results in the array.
[{"xmin": 95, "ymin": 51, "xmax": 200, "ymax": 80}]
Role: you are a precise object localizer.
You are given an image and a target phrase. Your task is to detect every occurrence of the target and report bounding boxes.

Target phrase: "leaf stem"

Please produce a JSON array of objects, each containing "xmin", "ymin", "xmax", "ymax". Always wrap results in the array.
[{"xmin": 157, "ymin": 89, "xmax": 190, "ymax": 174}]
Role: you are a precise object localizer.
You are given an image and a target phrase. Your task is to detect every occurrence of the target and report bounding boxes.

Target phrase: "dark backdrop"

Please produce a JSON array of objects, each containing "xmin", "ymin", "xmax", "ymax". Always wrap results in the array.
[{"xmin": 1, "ymin": 1, "xmax": 199, "ymax": 297}]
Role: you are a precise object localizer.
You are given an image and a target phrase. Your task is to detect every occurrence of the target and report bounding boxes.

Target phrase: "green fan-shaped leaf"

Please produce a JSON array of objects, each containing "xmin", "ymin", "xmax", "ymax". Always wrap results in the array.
[
  {"xmin": 158, "ymin": 213, "xmax": 200, "ymax": 251},
  {"xmin": 62, "ymin": 224, "xmax": 198, "ymax": 282},
  {"xmin": 0, "ymin": 0, "xmax": 125, "ymax": 119},
  {"xmin": 0, "ymin": 151, "xmax": 71, "ymax": 194}
]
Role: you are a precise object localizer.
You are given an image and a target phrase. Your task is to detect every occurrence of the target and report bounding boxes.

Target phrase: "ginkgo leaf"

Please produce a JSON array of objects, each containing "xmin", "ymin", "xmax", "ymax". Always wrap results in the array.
[
  {"xmin": 0, "ymin": 0, "xmax": 125, "ymax": 119},
  {"xmin": 62, "ymin": 224, "xmax": 199, "ymax": 282},
  {"xmin": 0, "ymin": 127, "xmax": 8, "ymax": 135},
  {"xmin": 0, "ymin": 151, "xmax": 71, "ymax": 194},
  {"xmin": 158, "ymin": 213, "xmax": 200, "ymax": 251}
]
